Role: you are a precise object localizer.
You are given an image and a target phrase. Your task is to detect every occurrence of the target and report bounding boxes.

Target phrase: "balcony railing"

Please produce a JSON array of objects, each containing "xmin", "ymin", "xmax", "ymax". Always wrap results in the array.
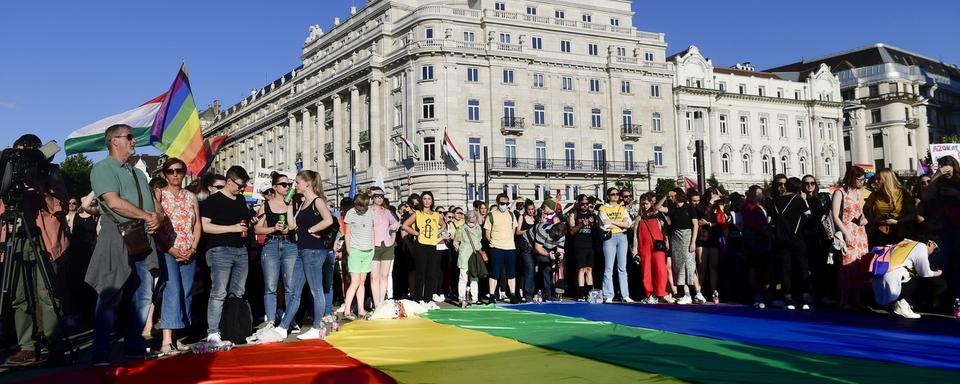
[
  {"xmin": 489, "ymin": 157, "xmax": 645, "ymax": 174},
  {"xmin": 359, "ymin": 130, "xmax": 371, "ymax": 146},
  {"xmin": 906, "ymin": 118, "xmax": 920, "ymax": 129},
  {"xmin": 621, "ymin": 124, "xmax": 643, "ymax": 140},
  {"xmin": 501, "ymin": 117, "xmax": 524, "ymax": 134}
]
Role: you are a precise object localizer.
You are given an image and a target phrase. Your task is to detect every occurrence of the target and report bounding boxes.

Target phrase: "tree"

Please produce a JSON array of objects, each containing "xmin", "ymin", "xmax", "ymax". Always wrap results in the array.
[
  {"xmin": 614, "ymin": 179, "xmax": 634, "ymax": 197},
  {"xmin": 60, "ymin": 154, "xmax": 93, "ymax": 198},
  {"xmin": 938, "ymin": 134, "xmax": 960, "ymax": 144},
  {"xmin": 654, "ymin": 178, "xmax": 677, "ymax": 199},
  {"xmin": 706, "ymin": 174, "xmax": 729, "ymax": 196}
]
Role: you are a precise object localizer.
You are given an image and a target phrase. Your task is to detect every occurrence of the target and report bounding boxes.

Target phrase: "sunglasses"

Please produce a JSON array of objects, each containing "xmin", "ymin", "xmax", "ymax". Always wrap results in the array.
[
  {"xmin": 372, "ymin": 194, "xmax": 385, "ymax": 199},
  {"xmin": 273, "ymin": 182, "xmax": 292, "ymax": 188},
  {"xmin": 212, "ymin": 184, "xmax": 226, "ymax": 190},
  {"xmin": 231, "ymin": 179, "xmax": 248, "ymax": 189},
  {"xmin": 68, "ymin": 201, "xmax": 78, "ymax": 205},
  {"xmin": 113, "ymin": 133, "xmax": 135, "ymax": 141},
  {"xmin": 803, "ymin": 181, "xmax": 817, "ymax": 186},
  {"xmin": 609, "ymin": 192, "xmax": 620, "ymax": 196},
  {"xmin": 164, "ymin": 167, "xmax": 187, "ymax": 175},
  {"xmin": 622, "ymin": 195, "xmax": 632, "ymax": 199}
]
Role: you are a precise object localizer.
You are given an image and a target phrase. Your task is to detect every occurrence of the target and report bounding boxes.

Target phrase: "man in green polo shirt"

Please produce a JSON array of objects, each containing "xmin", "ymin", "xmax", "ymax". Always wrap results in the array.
[{"xmin": 85, "ymin": 123, "xmax": 162, "ymax": 366}]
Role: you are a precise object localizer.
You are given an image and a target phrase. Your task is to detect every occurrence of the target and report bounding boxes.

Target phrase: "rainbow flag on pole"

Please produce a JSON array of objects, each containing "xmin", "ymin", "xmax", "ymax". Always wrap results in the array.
[
  {"xmin": 151, "ymin": 65, "xmax": 205, "ymax": 175},
  {"xmin": 854, "ymin": 163, "xmax": 876, "ymax": 179}
]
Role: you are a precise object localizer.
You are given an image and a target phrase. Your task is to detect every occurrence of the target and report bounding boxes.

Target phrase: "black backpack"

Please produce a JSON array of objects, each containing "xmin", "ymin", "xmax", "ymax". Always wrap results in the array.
[
  {"xmin": 772, "ymin": 195, "xmax": 801, "ymax": 242},
  {"xmin": 221, "ymin": 294, "xmax": 253, "ymax": 344}
]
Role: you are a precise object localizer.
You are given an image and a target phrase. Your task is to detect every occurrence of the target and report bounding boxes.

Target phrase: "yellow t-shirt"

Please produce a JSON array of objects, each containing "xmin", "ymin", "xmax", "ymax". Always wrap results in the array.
[
  {"xmin": 484, "ymin": 209, "xmax": 518, "ymax": 250},
  {"xmin": 415, "ymin": 210, "xmax": 441, "ymax": 246},
  {"xmin": 598, "ymin": 204, "xmax": 629, "ymax": 234}
]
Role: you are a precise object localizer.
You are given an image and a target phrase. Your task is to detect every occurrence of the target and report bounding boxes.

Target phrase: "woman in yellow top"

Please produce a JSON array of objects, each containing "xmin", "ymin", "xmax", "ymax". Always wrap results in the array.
[
  {"xmin": 865, "ymin": 169, "xmax": 915, "ymax": 247},
  {"xmin": 599, "ymin": 187, "xmax": 634, "ymax": 303},
  {"xmin": 401, "ymin": 191, "xmax": 446, "ymax": 304}
]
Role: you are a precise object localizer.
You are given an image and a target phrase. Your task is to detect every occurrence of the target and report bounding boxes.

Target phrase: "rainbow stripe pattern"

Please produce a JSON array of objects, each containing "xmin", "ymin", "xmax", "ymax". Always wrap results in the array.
[{"xmin": 151, "ymin": 65, "xmax": 205, "ymax": 175}]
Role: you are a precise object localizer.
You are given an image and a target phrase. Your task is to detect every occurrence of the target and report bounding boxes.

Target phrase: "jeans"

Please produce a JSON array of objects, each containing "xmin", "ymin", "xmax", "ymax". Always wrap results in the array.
[
  {"xmin": 260, "ymin": 239, "xmax": 299, "ymax": 323},
  {"xmin": 520, "ymin": 240, "xmax": 536, "ymax": 298},
  {"xmin": 92, "ymin": 258, "xmax": 152, "ymax": 361},
  {"xmin": 158, "ymin": 252, "xmax": 197, "ymax": 330},
  {"xmin": 535, "ymin": 254, "xmax": 554, "ymax": 297},
  {"xmin": 321, "ymin": 249, "xmax": 335, "ymax": 317},
  {"xmin": 280, "ymin": 248, "xmax": 327, "ymax": 329},
  {"xmin": 602, "ymin": 232, "xmax": 630, "ymax": 300},
  {"xmin": 206, "ymin": 246, "xmax": 249, "ymax": 335}
]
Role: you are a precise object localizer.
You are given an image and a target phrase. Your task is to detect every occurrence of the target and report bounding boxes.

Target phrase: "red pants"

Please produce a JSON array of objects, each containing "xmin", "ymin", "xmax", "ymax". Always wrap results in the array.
[{"xmin": 640, "ymin": 247, "xmax": 668, "ymax": 297}]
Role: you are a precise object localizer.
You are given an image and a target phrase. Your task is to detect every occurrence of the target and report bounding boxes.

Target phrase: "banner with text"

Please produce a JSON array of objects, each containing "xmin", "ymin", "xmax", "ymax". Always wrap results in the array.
[
  {"xmin": 930, "ymin": 143, "xmax": 960, "ymax": 164},
  {"xmin": 252, "ymin": 169, "xmax": 295, "ymax": 201}
]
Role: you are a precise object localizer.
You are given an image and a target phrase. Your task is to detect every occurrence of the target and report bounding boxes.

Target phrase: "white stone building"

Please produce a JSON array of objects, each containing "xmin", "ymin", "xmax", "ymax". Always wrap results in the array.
[
  {"xmin": 768, "ymin": 44, "xmax": 960, "ymax": 174},
  {"xmin": 202, "ymin": 0, "xmax": 677, "ymax": 205},
  {"xmin": 670, "ymin": 46, "xmax": 844, "ymax": 191}
]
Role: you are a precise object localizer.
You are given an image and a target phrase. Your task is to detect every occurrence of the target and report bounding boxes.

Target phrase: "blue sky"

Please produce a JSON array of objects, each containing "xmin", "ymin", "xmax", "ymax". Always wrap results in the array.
[{"xmin": 1, "ymin": 0, "xmax": 957, "ymax": 161}]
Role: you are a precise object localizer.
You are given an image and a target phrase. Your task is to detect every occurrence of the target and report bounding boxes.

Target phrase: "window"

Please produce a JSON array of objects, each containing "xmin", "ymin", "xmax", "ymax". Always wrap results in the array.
[
  {"xmin": 718, "ymin": 82, "xmax": 726, "ymax": 92},
  {"xmin": 495, "ymin": 2, "xmax": 506, "ymax": 11},
  {"xmin": 425, "ymin": 27, "xmax": 434, "ymax": 39},
  {"xmin": 582, "ymin": 14, "xmax": 592, "ymax": 22},
  {"xmin": 738, "ymin": 84, "xmax": 746, "ymax": 94},
  {"xmin": 555, "ymin": 9, "xmax": 565, "ymax": 19},
  {"xmin": 591, "ymin": 108, "xmax": 602, "ymax": 128},
  {"xmin": 873, "ymin": 133, "xmax": 883, "ymax": 148},
  {"xmin": 871, "ymin": 109, "xmax": 882, "ymax": 123},
  {"xmin": 502, "ymin": 69, "xmax": 515, "ymax": 84},
  {"xmin": 560, "ymin": 40, "xmax": 571, "ymax": 53},
  {"xmin": 760, "ymin": 117, "xmax": 768, "ymax": 136},
  {"xmin": 424, "ymin": 136, "xmax": 436, "ymax": 161},
  {"xmin": 503, "ymin": 100, "xmax": 516, "ymax": 120},
  {"xmin": 742, "ymin": 153, "xmax": 751, "ymax": 174},
  {"xmin": 467, "ymin": 99, "xmax": 480, "ymax": 121},
  {"xmin": 828, "ymin": 123, "xmax": 834, "ymax": 140},
  {"xmin": 469, "ymin": 137, "xmax": 481, "ymax": 160},
  {"xmin": 650, "ymin": 84, "xmax": 661, "ymax": 97},
  {"xmin": 535, "ymin": 140, "xmax": 547, "ymax": 169},
  {"xmin": 616, "ymin": 47, "xmax": 627, "ymax": 57},
  {"xmin": 532, "ymin": 36, "xmax": 543, "ymax": 50},
  {"xmin": 781, "ymin": 156, "xmax": 789, "ymax": 173},
  {"xmin": 526, "ymin": 6, "xmax": 537, "ymax": 15},
  {"xmin": 561, "ymin": 76, "xmax": 573, "ymax": 90},
  {"xmin": 394, "ymin": 104, "xmax": 403, "ymax": 126},
  {"xmin": 644, "ymin": 52, "xmax": 655, "ymax": 61},
  {"xmin": 721, "ymin": 153, "xmax": 730, "ymax": 173},
  {"xmin": 778, "ymin": 119, "xmax": 786, "ymax": 138},
  {"xmin": 685, "ymin": 112, "xmax": 692, "ymax": 131},
  {"xmin": 499, "ymin": 33, "xmax": 511, "ymax": 44},
  {"xmin": 422, "ymin": 97, "xmax": 435, "ymax": 119},
  {"xmin": 588, "ymin": 43, "xmax": 599, "ymax": 56},
  {"xmin": 777, "ymin": 88, "xmax": 783, "ymax": 98},
  {"xmin": 563, "ymin": 106, "xmax": 575, "ymax": 127},
  {"xmin": 799, "ymin": 157, "xmax": 807, "ymax": 175},
  {"xmin": 624, "ymin": 144, "xmax": 635, "ymax": 171},
  {"xmin": 719, "ymin": 115, "xmax": 728, "ymax": 134},
  {"xmin": 610, "ymin": 18, "xmax": 620, "ymax": 26},
  {"xmin": 622, "ymin": 109, "xmax": 633, "ymax": 129},
  {"xmin": 869, "ymin": 84, "xmax": 879, "ymax": 97},
  {"xmin": 590, "ymin": 79, "xmax": 601, "ymax": 92},
  {"xmin": 654, "ymin": 146, "xmax": 664, "ymax": 166},
  {"xmin": 620, "ymin": 80, "xmax": 632, "ymax": 94},
  {"xmin": 564, "ymin": 142, "xmax": 576, "ymax": 169},
  {"xmin": 421, "ymin": 65, "xmax": 434, "ymax": 81},
  {"xmin": 533, "ymin": 73, "xmax": 545, "ymax": 88},
  {"xmin": 504, "ymin": 139, "xmax": 517, "ymax": 166},
  {"xmin": 758, "ymin": 86, "xmax": 765, "ymax": 97},
  {"xmin": 652, "ymin": 113, "xmax": 662, "ymax": 132},
  {"xmin": 692, "ymin": 151, "xmax": 699, "ymax": 173},
  {"xmin": 533, "ymin": 104, "xmax": 545, "ymax": 125},
  {"xmin": 466, "ymin": 67, "xmax": 479, "ymax": 82},
  {"xmin": 593, "ymin": 143, "xmax": 604, "ymax": 170},
  {"xmin": 463, "ymin": 31, "xmax": 475, "ymax": 42},
  {"xmin": 797, "ymin": 120, "xmax": 804, "ymax": 138},
  {"xmin": 908, "ymin": 132, "xmax": 913, "ymax": 146},
  {"xmin": 762, "ymin": 155, "xmax": 771, "ymax": 174},
  {"xmin": 825, "ymin": 158, "xmax": 833, "ymax": 176},
  {"xmin": 794, "ymin": 90, "xmax": 801, "ymax": 99}
]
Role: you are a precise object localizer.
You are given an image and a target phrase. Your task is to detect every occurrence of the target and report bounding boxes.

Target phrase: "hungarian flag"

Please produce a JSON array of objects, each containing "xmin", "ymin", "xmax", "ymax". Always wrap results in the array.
[
  {"xmin": 399, "ymin": 136, "xmax": 420, "ymax": 160},
  {"xmin": 442, "ymin": 131, "xmax": 465, "ymax": 166},
  {"xmin": 64, "ymin": 93, "xmax": 165, "ymax": 155}
]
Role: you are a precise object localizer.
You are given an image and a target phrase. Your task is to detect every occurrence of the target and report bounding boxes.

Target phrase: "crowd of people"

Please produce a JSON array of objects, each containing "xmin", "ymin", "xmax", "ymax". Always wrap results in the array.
[{"xmin": 2, "ymin": 125, "xmax": 958, "ymax": 368}]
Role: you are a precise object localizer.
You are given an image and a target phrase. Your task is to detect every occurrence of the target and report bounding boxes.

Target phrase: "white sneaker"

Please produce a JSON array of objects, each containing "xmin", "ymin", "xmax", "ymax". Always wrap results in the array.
[
  {"xmin": 786, "ymin": 304, "xmax": 796, "ymax": 310},
  {"xmin": 893, "ymin": 299, "xmax": 921, "ymax": 319},
  {"xmin": 246, "ymin": 324, "xmax": 275, "ymax": 343},
  {"xmin": 432, "ymin": 294, "xmax": 444, "ymax": 302},
  {"xmin": 257, "ymin": 327, "xmax": 287, "ymax": 343},
  {"xmin": 622, "ymin": 297, "xmax": 635, "ymax": 303},
  {"xmin": 659, "ymin": 296, "xmax": 676, "ymax": 304},
  {"xmin": 603, "ymin": 297, "xmax": 613, "ymax": 303},
  {"xmin": 206, "ymin": 333, "xmax": 222, "ymax": 343},
  {"xmin": 693, "ymin": 293, "xmax": 706, "ymax": 304},
  {"xmin": 677, "ymin": 295, "xmax": 692, "ymax": 305},
  {"xmin": 297, "ymin": 328, "xmax": 325, "ymax": 340},
  {"xmin": 801, "ymin": 304, "xmax": 811, "ymax": 310}
]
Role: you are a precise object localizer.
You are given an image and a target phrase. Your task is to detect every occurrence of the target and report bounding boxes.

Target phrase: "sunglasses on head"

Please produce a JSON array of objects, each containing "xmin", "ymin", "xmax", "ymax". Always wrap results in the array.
[{"xmin": 164, "ymin": 167, "xmax": 187, "ymax": 175}]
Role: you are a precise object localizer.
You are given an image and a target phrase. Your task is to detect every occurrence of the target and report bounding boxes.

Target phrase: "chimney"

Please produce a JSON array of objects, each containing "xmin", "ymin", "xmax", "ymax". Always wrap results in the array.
[
  {"xmin": 335, "ymin": 17, "xmax": 341, "ymax": 26},
  {"xmin": 350, "ymin": 6, "xmax": 357, "ymax": 15}
]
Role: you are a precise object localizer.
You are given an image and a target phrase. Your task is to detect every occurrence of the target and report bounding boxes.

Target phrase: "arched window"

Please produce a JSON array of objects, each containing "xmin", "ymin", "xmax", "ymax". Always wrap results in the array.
[
  {"xmin": 825, "ymin": 158, "xmax": 832, "ymax": 176},
  {"xmin": 799, "ymin": 156, "xmax": 807, "ymax": 175},
  {"xmin": 762, "ymin": 155, "xmax": 771, "ymax": 174},
  {"xmin": 721, "ymin": 153, "xmax": 730, "ymax": 173},
  {"xmin": 742, "ymin": 153, "xmax": 751, "ymax": 174}
]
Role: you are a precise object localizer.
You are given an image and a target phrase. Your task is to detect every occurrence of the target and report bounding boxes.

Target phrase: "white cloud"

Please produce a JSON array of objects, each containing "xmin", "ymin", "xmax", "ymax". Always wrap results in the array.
[{"xmin": 0, "ymin": 100, "xmax": 17, "ymax": 110}]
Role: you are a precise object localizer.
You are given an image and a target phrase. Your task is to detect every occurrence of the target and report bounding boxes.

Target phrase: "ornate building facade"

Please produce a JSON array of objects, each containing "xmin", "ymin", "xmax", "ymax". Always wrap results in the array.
[
  {"xmin": 202, "ymin": 0, "xmax": 676, "ymax": 205},
  {"xmin": 671, "ymin": 46, "xmax": 843, "ymax": 191}
]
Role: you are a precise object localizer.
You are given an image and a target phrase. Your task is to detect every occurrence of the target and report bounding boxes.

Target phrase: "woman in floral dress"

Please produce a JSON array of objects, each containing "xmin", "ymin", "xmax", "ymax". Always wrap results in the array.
[{"xmin": 832, "ymin": 166, "xmax": 869, "ymax": 310}]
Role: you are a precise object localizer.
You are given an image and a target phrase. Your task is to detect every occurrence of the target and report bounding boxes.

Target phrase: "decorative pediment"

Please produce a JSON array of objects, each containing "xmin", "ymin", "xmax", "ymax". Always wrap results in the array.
[
  {"xmin": 719, "ymin": 143, "xmax": 734, "ymax": 153},
  {"xmin": 740, "ymin": 144, "xmax": 754, "ymax": 154},
  {"xmin": 779, "ymin": 146, "xmax": 791, "ymax": 156},
  {"xmin": 759, "ymin": 145, "xmax": 773, "ymax": 155}
]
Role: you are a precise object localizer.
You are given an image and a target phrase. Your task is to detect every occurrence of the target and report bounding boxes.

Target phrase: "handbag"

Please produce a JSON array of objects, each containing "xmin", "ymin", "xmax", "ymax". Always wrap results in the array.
[
  {"xmin": 464, "ymin": 227, "xmax": 488, "ymax": 278},
  {"xmin": 101, "ymin": 166, "xmax": 152, "ymax": 257},
  {"xmin": 642, "ymin": 218, "xmax": 668, "ymax": 252}
]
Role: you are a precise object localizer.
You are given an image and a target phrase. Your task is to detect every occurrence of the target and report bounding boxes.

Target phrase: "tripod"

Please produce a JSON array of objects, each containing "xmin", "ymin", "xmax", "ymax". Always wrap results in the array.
[{"xmin": 0, "ymin": 208, "xmax": 77, "ymax": 364}]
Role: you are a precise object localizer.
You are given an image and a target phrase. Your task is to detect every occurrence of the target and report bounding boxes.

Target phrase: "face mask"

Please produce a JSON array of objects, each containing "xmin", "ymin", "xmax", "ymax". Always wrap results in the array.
[
  {"xmin": 498, "ymin": 204, "xmax": 509, "ymax": 212},
  {"xmin": 467, "ymin": 222, "xmax": 477, "ymax": 228}
]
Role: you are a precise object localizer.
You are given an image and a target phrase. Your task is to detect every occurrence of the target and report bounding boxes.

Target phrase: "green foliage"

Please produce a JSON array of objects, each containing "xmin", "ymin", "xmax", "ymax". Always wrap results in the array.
[
  {"xmin": 614, "ymin": 179, "xmax": 634, "ymax": 196},
  {"xmin": 654, "ymin": 178, "xmax": 677, "ymax": 199},
  {"xmin": 706, "ymin": 174, "xmax": 729, "ymax": 196},
  {"xmin": 60, "ymin": 154, "xmax": 93, "ymax": 198},
  {"xmin": 939, "ymin": 134, "xmax": 960, "ymax": 144}
]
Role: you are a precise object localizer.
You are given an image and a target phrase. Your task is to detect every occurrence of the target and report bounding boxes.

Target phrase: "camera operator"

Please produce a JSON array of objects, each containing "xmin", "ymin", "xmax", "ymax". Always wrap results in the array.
[
  {"xmin": 0, "ymin": 134, "xmax": 71, "ymax": 366},
  {"xmin": 84, "ymin": 124, "xmax": 163, "ymax": 366}
]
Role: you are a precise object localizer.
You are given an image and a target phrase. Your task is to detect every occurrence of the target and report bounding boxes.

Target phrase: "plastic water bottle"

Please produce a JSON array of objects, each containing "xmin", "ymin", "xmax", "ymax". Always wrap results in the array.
[{"xmin": 533, "ymin": 293, "xmax": 542, "ymax": 304}]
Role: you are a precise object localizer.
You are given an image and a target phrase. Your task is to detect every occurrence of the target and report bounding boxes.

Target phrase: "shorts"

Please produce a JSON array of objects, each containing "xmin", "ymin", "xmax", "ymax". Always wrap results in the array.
[
  {"xmin": 373, "ymin": 246, "xmax": 396, "ymax": 261},
  {"xmin": 488, "ymin": 248, "xmax": 517, "ymax": 279},
  {"xmin": 347, "ymin": 248, "xmax": 375, "ymax": 274},
  {"xmin": 572, "ymin": 243, "xmax": 595, "ymax": 270}
]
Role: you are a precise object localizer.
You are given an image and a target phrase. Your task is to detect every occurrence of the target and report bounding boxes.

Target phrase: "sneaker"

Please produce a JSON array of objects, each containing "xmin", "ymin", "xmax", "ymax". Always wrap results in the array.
[
  {"xmin": 641, "ymin": 296, "xmax": 657, "ymax": 305},
  {"xmin": 257, "ymin": 327, "xmax": 287, "ymax": 343},
  {"xmin": 677, "ymin": 295, "xmax": 692, "ymax": 305},
  {"xmin": 712, "ymin": 291, "xmax": 720, "ymax": 304},
  {"xmin": 291, "ymin": 323, "xmax": 301, "ymax": 334},
  {"xmin": 893, "ymin": 299, "xmax": 921, "ymax": 319},
  {"xmin": 659, "ymin": 295, "xmax": 676, "ymax": 304},
  {"xmin": 432, "ymin": 294, "xmax": 444, "ymax": 302},
  {"xmin": 206, "ymin": 333, "xmax": 222, "ymax": 343},
  {"xmin": 603, "ymin": 297, "xmax": 613, "ymax": 303},
  {"xmin": 247, "ymin": 324, "xmax": 276, "ymax": 343},
  {"xmin": 622, "ymin": 297, "xmax": 635, "ymax": 303},
  {"xmin": 801, "ymin": 304, "xmax": 811, "ymax": 310},
  {"xmin": 297, "ymin": 328, "xmax": 325, "ymax": 340},
  {"xmin": 753, "ymin": 301, "xmax": 766, "ymax": 309},
  {"xmin": 786, "ymin": 304, "xmax": 797, "ymax": 310},
  {"xmin": 693, "ymin": 293, "xmax": 706, "ymax": 304},
  {"xmin": 3, "ymin": 350, "xmax": 37, "ymax": 366}
]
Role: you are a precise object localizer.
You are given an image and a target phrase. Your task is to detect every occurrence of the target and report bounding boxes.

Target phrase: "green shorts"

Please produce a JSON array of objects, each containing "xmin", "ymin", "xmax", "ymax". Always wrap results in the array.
[
  {"xmin": 348, "ymin": 248, "xmax": 375, "ymax": 273},
  {"xmin": 373, "ymin": 246, "xmax": 396, "ymax": 261}
]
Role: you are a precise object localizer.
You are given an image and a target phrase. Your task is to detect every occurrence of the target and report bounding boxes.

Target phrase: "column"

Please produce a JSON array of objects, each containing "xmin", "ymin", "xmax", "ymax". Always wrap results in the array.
[
  {"xmin": 316, "ymin": 101, "xmax": 327, "ymax": 173},
  {"xmin": 849, "ymin": 106, "xmax": 870, "ymax": 165},
  {"xmin": 915, "ymin": 103, "xmax": 930, "ymax": 165},
  {"xmin": 333, "ymin": 94, "xmax": 343, "ymax": 179},
  {"xmin": 302, "ymin": 107, "xmax": 313, "ymax": 171},
  {"xmin": 287, "ymin": 114, "xmax": 297, "ymax": 172},
  {"xmin": 370, "ymin": 78, "xmax": 383, "ymax": 168},
  {"xmin": 706, "ymin": 108, "xmax": 720, "ymax": 176},
  {"xmin": 350, "ymin": 85, "xmax": 361, "ymax": 170}
]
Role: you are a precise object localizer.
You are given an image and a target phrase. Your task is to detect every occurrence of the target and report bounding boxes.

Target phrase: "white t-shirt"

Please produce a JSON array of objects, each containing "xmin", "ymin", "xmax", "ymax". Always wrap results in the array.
[
  {"xmin": 344, "ymin": 208, "xmax": 375, "ymax": 251},
  {"xmin": 872, "ymin": 242, "xmax": 937, "ymax": 305}
]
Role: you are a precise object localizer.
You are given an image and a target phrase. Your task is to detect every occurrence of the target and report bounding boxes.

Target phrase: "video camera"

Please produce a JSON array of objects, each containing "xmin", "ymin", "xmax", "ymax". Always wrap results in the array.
[{"xmin": 0, "ymin": 140, "xmax": 61, "ymax": 207}]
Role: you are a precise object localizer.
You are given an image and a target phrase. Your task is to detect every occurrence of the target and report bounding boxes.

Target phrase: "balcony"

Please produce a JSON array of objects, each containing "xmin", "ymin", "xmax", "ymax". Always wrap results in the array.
[
  {"xmin": 621, "ymin": 124, "xmax": 643, "ymax": 140},
  {"xmin": 489, "ymin": 157, "xmax": 644, "ymax": 175},
  {"xmin": 324, "ymin": 143, "xmax": 333, "ymax": 156},
  {"xmin": 501, "ymin": 117, "xmax": 525, "ymax": 135},
  {"xmin": 906, "ymin": 118, "xmax": 920, "ymax": 129},
  {"xmin": 359, "ymin": 130, "xmax": 371, "ymax": 147}
]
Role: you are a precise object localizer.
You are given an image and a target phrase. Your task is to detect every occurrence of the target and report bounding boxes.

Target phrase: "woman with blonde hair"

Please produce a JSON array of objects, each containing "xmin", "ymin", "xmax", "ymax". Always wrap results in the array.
[{"xmin": 865, "ymin": 168, "xmax": 914, "ymax": 247}]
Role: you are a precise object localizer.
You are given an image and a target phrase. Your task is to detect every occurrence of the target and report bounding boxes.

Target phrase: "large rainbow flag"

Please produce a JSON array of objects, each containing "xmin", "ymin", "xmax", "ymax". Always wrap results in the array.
[
  {"xmin": 151, "ymin": 65, "xmax": 206, "ymax": 175},
  {"xmin": 30, "ymin": 303, "xmax": 960, "ymax": 383}
]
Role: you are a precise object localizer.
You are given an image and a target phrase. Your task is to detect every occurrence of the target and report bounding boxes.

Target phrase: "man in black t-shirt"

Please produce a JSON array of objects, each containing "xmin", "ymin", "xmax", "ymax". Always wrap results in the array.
[
  {"xmin": 770, "ymin": 177, "xmax": 812, "ymax": 310},
  {"xmin": 201, "ymin": 165, "xmax": 253, "ymax": 343}
]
